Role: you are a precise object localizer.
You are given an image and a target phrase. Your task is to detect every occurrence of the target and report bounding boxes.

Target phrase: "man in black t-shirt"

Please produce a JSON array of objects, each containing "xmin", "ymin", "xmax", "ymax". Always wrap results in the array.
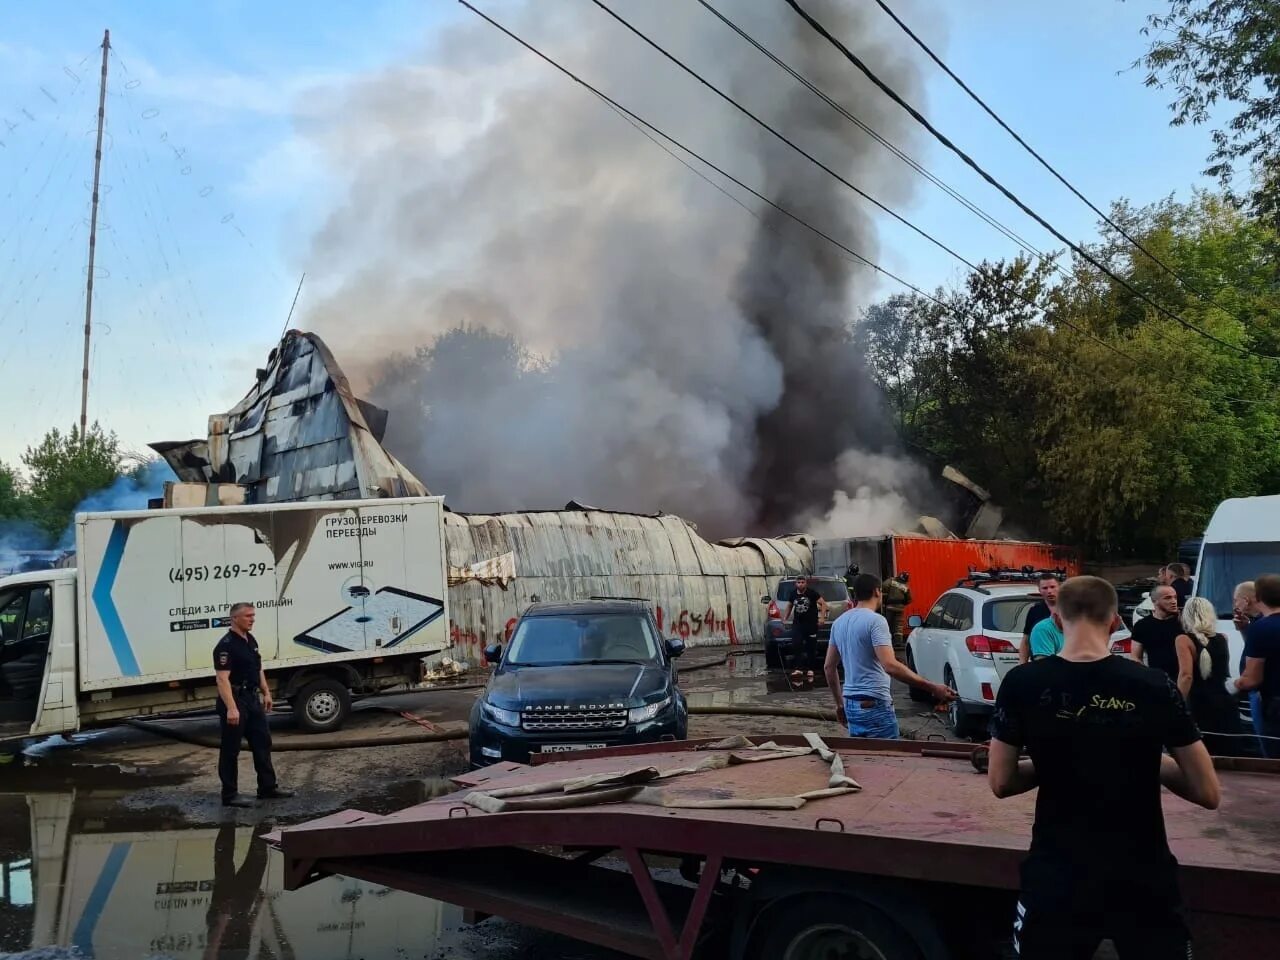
[
  {"xmin": 784, "ymin": 576, "xmax": 827, "ymax": 678},
  {"xmin": 1018, "ymin": 574, "xmax": 1059, "ymax": 665},
  {"xmin": 989, "ymin": 576, "xmax": 1220, "ymax": 959},
  {"xmin": 1131, "ymin": 585, "xmax": 1182, "ymax": 683},
  {"xmin": 1234, "ymin": 573, "xmax": 1280, "ymax": 759}
]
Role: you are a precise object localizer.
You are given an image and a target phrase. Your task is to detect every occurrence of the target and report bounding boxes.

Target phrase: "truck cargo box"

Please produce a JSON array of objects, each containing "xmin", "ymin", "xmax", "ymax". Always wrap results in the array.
[{"xmin": 73, "ymin": 497, "xmax": 449, "ymax": 691}]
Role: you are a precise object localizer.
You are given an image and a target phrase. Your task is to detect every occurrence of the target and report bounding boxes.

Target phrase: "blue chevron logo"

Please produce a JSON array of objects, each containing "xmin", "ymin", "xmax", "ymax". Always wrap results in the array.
[{"xmin": 92, "ymin": 521, "xmax": 140, "ymax": 677}]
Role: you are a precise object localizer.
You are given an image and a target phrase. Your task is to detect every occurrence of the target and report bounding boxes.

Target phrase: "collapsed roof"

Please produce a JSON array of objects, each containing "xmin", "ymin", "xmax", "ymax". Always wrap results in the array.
[{"xmin": 150, "ymin": 331, "xmax": 427, "ymax": 503}]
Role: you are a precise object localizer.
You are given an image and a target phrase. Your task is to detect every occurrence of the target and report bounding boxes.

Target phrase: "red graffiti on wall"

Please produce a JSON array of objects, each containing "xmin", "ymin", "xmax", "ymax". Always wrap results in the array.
[
  {"xmin": 449, "ymin": 621, "xmax": 480, "ymax": 651},
  {"xmin": 656, "ymin": 605, "xmax": 738, "ymax": 644}
]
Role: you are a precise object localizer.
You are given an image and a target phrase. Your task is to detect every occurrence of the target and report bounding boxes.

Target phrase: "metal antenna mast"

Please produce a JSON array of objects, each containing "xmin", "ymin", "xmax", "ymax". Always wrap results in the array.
[{"xmin": 80, "ymin": 29, "xmax": 110, "ymax": 439}]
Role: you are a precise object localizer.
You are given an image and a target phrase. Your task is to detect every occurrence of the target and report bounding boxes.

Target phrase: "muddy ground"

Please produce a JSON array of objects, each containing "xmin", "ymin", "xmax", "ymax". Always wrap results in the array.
[{"xmin": 0, "ymin": 651, "xmax": 962, "ymax": 960}]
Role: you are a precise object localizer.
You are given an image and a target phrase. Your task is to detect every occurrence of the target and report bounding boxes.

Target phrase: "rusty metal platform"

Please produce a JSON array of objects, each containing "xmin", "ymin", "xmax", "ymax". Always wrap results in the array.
[{"xmin": 276, "ymin": 736, "xmax": 1280, "ymax": 924}]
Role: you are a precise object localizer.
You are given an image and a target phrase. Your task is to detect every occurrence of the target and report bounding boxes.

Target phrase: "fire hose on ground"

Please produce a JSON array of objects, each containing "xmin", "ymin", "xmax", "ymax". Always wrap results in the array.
[{"xmin": 121, "ymin": 700, "xmax": 849, "ymax": 752}]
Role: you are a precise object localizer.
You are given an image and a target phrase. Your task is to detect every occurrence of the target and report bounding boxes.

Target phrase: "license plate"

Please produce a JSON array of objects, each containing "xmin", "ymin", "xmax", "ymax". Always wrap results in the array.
[{"xmin": 541, "ymin": 743, "xmax": 606, "ymax": 753}]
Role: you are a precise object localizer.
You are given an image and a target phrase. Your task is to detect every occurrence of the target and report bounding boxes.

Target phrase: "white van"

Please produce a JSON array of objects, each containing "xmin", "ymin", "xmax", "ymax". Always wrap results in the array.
[{"xmin": 1194, "ymin": 495, "xmax": 1280, "ymax": 676}]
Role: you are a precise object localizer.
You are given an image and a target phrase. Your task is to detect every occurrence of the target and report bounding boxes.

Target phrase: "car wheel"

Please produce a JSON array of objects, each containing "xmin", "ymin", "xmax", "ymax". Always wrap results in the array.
[
  {"xmin": 905, "ymin": 648, "xmax": 930, "ymax": 702},
  {"xmin": 748, "ymin": 893, "xmax": 924, "ymax": 960},
  {"xmin": 942, "ymin": 667, "xmax": 978, "ymax": 740},
  {"xmin": 293, "ymin": 677, "xmax": 352, "ymax": 734}
]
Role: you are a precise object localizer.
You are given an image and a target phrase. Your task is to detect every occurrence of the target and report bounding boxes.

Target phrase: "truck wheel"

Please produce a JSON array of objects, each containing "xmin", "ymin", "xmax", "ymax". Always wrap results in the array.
[
  {"xmin": 905, "ymin": 649, "xmax": 930, "ymax": 702},
  {"xmin": 750, "ymin": 894, "xmax": 923, "ymax": 960},
  {"xmin": 293, "ymin": 678, "xmax": 351, "ymax": 734},
  {"xmin": 942, "ymin": 667, "xmax": 978, "ymax": 739}
]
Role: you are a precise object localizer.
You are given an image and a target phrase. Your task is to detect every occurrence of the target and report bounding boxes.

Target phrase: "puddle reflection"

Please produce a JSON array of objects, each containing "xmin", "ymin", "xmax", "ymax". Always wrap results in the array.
[{"xmin": 0, "ymin": 787, "xmax": 462, "ymax": 959}]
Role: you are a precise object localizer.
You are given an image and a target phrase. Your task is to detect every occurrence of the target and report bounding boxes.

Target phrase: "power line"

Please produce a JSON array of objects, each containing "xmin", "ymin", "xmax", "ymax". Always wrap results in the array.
[
  {"xmin": 584, "ymin": 1, "xmax": 996, "ymax": 278},
  {"xmin": 692, "ymin": 0, "xmax": 1050, "ymax": 264},
  {"xmin": 783, "ymin": 0, "xmax": 1279, "ymax": 362},
  {"xmin": 869, "ymin": 0, "xmax": 1256, "ymax": 331},
  {"xmin": 579, "ymin": 0, "xmax": 1144, "ymax": 365},
  {"xmin": 453, "ymin": 0, "xmax": 1133, "ymax": 370}
]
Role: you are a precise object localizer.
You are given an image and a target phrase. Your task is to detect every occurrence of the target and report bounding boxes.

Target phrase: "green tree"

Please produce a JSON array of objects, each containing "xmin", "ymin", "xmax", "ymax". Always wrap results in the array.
[
  {"xmin": 0, "ymin": 462, "xmax": 26, "ymax": 520},
  {"xmin": 21, "ymin": 424, "xmax": 124, "ymax": 539},
  {"xmin": 1137, "ymin": 2, "xmax": 1280, "ymax": 223},
  {"xmin": 859, "ymin": 194, "xmax": 1280, "ymax": 556}
]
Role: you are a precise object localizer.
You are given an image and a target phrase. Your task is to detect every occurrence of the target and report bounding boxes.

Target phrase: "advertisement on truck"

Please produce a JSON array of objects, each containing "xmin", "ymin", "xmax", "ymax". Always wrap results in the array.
[{"xmin": 75, "ymin": 498, "xmax": 448, "ymax": 690}]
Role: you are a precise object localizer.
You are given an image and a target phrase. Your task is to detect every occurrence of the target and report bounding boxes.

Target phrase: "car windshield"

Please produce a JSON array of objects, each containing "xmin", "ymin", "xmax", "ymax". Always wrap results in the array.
[
  {"xmin": 982, "ymin": 595, "xmax": 1040, "ymax": 633},
  {"xmin": 1198, "ymin": 541, "xmax": 1280, "ymax": 618},
  {"xmin": 505, "ymin": 613, "xmax": 661, "ymax": 666},
  {"xmin": 778, "ymin": 580, "xmax": 849, "ymax": 603}
]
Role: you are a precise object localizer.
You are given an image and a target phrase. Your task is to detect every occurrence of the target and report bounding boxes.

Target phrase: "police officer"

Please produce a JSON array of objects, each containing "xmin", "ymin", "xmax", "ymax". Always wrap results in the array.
[
  {"xmin": 881, "ymin": 572, "xmax": 912, "ymax": 656},
  {"xmin": 214, "ymin": 602, "xmax": 292, "ymax": 807}
]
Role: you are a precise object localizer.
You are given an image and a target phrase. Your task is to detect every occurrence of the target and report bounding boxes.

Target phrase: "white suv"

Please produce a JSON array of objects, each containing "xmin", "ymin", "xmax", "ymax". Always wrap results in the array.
[{"xmin": 905, "ymin": 581, "xmax": 1130, "ymax": 738}]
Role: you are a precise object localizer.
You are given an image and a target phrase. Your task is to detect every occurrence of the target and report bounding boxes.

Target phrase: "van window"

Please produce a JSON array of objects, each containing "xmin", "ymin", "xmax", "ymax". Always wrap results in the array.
[
  {"xmin": 1198, "ymin": 541, "xmax": 1280, "ymax": 617},
  {"xmin": 0, "ymin": 591, "xmax": 25, "ymax": 646},
  {"xmin": 22, "ymin": 587, "xmax": 52, "ymax": 639}
]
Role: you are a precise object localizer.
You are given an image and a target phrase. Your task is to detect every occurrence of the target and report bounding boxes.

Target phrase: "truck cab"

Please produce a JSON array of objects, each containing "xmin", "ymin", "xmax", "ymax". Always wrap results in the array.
[{"xmin": 0, "ymin": 570, "xmax": 77, "ymax": 744}]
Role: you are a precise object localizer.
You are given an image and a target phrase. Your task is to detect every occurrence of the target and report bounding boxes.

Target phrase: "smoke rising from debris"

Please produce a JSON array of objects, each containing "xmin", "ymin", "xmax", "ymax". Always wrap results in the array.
[{"xmin": 303, "ymin": 0, "xmax": 933, "ymax": 536}]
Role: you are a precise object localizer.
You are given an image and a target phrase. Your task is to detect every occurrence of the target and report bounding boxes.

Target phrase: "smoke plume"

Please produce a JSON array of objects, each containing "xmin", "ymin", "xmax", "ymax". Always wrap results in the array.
[{"xmin": 302, "ymin": 0, "xmax": 933, "ymax": 536}]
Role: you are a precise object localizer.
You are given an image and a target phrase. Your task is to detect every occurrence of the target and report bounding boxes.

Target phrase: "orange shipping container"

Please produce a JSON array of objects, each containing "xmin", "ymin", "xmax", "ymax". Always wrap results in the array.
[{"xmin": 888, "ymin": 535, "xmax": 1081, "ymax": 625}]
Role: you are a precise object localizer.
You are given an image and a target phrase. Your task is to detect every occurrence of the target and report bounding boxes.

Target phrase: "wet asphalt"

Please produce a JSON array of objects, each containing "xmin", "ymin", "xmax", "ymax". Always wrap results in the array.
[{"xmin": 0, "ymin": 651, "xmax": 962, "ymax": 960}]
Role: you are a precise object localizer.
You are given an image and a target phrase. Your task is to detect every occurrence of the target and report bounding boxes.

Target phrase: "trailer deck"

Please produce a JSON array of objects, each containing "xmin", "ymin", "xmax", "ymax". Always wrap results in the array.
[{"xmin": 271, "ymin": 737, "xmax": 1280, "ymax": 960}]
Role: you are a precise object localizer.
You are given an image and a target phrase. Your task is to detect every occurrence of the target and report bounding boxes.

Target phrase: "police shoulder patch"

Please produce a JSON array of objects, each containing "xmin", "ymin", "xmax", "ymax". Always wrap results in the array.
[{"xmin": 215, "ymin": 650, "xmax": 231, "ymax": 669}]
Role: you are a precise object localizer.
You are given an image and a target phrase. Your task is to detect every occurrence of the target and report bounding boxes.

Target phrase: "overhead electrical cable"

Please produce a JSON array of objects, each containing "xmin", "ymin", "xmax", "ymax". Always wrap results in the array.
[
  {"xmin": 782, "ymin": 0, "xmax": 1279, "ymax": 362},
  {"xmin": 869, "ymin": 0, "xmax": 1258, "ymax": 328},
  {"xmin": 692, "ymin": 0, "xmax": 1050, "ymax": 264},
  {"xmin": 454, "ymin": 0, "xmax": 1136, "ymax": 369}
]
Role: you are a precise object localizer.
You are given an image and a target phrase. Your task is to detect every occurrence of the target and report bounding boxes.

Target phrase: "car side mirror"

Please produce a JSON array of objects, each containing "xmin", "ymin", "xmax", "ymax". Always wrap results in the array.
[
  {"xmin": 907, "ymin": 615, "xmax": 923, "ymax": 629},
  {"xmin": 665, "ymin": 637, "xmax": 685, "ymax": 658},
  {"xmin": 760, "ymin": 595, "xmax": 771, "ymax": 605},
  {"xmin": 483, "ymin": 644, "xmax": 503, "ymax": 665}
]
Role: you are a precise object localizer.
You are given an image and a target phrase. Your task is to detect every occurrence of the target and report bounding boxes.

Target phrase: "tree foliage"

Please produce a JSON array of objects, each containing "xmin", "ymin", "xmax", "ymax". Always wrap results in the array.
[
  {"xmin": 1137, "ymin": 2, "xmax": 1280, "ymax": 224},
  {"xmin": 20, "ymin": 424, "xmax": 124, "ymax": 539},
  {"xmin": 858, "ymin": 194, "xmax": 1280, "ymax": 556}
]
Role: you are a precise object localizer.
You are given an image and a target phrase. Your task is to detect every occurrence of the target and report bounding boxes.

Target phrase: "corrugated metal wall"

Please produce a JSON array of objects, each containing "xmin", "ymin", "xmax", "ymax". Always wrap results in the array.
[
  {"xmin": 891, "ymin": 536, "xmax": 1082, "ymax": 623},
  {"xmin": 442, "ymin": 510, "xmax": 811, "ymax": 659}
]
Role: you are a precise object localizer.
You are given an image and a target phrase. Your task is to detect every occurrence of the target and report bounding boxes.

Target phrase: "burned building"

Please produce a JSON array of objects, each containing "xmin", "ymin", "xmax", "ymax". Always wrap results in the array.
[{"xmin": 148, "ymin": 332, "xmax": 809, "ymax": 653}]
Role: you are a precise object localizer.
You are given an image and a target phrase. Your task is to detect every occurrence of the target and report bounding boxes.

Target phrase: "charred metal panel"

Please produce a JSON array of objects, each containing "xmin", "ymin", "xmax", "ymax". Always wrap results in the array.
[{"xmin": 150, "ymin": 331, "xmax": 427, "ymax": 503}]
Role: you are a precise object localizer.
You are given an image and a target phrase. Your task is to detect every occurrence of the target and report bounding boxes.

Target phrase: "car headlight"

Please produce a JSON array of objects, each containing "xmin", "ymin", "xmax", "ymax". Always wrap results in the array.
[
  {"xmin": 628, "ymin": 696, "xmax": 672, "ymax": 724},
  {"xmin": 481, "ymin": 700, "xmax": 521, "ymax": 727}
]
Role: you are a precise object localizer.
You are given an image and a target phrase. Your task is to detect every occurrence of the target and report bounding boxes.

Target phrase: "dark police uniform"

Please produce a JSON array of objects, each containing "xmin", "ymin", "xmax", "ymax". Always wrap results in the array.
[{"xmin": 213, "ymin": 630, "xmax": 278, "ymax": 802}]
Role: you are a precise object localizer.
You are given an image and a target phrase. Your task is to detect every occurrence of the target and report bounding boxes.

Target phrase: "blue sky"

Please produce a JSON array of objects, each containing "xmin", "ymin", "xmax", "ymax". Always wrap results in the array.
[{"xmin": 0, "ymin": 0, "xmax": 1222, "ymax": 467}]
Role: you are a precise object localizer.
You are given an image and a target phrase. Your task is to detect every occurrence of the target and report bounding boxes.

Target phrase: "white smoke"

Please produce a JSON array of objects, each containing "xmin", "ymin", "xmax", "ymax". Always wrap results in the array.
[
  {"xmin": 300, "ymin": 0, "xmax": 935, "ymax": 535},
  {"xmin": 801, "ymin": 449, "xmax": 926, "ymax": 537}
]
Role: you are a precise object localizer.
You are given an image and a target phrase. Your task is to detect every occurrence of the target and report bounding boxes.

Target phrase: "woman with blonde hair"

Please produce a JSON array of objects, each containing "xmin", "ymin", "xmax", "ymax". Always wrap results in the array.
[{"xmin": 1176, "ymin": 596, "xmax": 1242, "ymax": 755}]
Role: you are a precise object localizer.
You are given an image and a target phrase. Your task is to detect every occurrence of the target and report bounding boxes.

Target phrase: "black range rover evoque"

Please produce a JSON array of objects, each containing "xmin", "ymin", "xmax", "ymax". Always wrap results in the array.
[{"xmin": 468, "ymin": 598, "xmax": 688, "ymax": 767}]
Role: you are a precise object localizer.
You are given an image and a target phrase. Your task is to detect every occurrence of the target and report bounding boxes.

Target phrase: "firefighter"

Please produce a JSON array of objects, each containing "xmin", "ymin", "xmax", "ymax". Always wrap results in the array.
[
  {"xmin": 843, "ymin": 563, "xmax": 860, "ymax": 592},
  {"xmin": 882, "ymin": 572, "xmax": 912, "ymax": 655}
]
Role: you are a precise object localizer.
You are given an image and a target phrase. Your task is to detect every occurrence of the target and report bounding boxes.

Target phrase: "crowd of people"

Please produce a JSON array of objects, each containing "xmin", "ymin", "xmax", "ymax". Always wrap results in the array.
[{"xmin": 791, "ymin": 563, "xmax": 1277, "ymax": 958}]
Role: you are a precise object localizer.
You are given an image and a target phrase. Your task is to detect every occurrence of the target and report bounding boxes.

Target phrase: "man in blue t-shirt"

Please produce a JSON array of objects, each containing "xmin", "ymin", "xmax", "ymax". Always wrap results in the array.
[
  {"xmin": 824, "ymin": 573, "xmax": 955, "ymax": 739},
  {"xmin": 1029, "ymin": 616, "xmax": 1064, "ymax": 659},
  {"xmin": 1233, "ymin": 572, "xmax": 1280, "ymax": 759}
]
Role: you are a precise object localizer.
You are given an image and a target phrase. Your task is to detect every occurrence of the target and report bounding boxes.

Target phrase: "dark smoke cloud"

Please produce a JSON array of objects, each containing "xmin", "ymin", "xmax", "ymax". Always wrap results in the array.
[{"xmin": 302, "ymin": 0, "xmax": 935, "ymax": 536}]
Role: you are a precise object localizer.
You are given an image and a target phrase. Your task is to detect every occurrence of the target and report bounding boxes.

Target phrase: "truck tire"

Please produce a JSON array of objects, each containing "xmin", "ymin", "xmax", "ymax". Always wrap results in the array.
[
  {"xmin": 749, "ymin": 894, "xmax": 923, "ymax": 960},
  {"xmin": 293, "ymin": 678, "xmax": 351, "ymax": 734},
  {"xmin": 905, "ymin": 649, "xmax": 930, "ymax": 703},
  {"xmin": 942, "ymin": 666, "xmax": 979, "ymax": 740}
]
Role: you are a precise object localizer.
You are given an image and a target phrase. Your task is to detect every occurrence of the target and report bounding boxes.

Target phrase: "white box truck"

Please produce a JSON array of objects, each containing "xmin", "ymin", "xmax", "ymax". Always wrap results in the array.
[{"xmin": 0, "ymin": 497, "xmax": 449, "ymax": 744}]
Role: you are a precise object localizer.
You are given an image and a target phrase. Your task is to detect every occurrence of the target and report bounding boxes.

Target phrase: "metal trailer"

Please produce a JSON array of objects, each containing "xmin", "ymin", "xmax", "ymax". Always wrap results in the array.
[{"xmin": 270, "ymin": 737, "xmax": 1280, "ymax": 960}]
